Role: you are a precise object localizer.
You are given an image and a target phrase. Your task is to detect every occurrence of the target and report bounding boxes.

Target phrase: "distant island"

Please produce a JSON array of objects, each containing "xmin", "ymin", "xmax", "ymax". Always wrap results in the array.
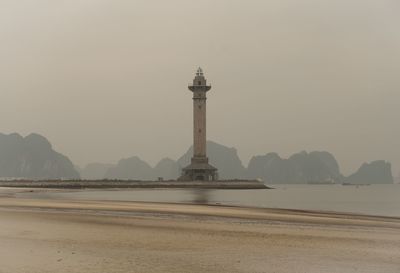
[
  {"xmin": 0, "ymin": 133, "xmax": 79, "ymax": 180},
  {"xmin": 0, "ymin": 133, "xmax": 394, "ymax": 184}
]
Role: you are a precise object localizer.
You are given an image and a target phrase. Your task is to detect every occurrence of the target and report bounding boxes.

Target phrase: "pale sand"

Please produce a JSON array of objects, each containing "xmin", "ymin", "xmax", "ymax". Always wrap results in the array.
[{"xmin": 0, "ymin": 194, "xmax": 399, "ymax": 273}]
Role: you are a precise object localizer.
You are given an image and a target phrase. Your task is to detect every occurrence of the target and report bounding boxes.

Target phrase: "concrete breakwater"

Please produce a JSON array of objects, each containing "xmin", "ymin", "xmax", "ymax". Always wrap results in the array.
[{"xmin": 0, "ymin": 180, "xmax": 269, "ymax": 189}]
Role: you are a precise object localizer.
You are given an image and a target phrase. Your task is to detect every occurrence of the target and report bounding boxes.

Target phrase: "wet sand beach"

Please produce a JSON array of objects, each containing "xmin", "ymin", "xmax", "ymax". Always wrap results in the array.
[{"xmin": 0, "ymin": 189, "xmax": 399, "ymax": 273}]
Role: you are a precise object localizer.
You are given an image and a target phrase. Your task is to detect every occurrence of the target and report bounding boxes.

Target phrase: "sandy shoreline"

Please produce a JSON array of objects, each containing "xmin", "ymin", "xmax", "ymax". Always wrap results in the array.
[{"xmin": 0, "ymin": 190, "xmax": 400, "ymax": 273}]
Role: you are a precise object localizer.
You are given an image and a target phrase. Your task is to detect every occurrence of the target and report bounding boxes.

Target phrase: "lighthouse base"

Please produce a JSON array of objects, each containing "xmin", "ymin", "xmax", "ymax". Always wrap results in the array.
[{"xmin": 179, "ymin": 157, "xmax": 218, "ymax": 181}]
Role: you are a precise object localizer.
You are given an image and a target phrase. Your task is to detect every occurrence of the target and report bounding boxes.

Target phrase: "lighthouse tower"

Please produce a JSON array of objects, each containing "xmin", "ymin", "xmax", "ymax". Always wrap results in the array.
[{"xmin": 180, "ymin": 68, "xmax": 218, "ymax": 181}]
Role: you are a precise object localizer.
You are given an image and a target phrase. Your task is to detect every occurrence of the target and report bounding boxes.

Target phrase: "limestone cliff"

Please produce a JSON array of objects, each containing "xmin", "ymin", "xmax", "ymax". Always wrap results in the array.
[
  {"xmin": 247, "ymin": 151, "xmax": 343, "ymax": 184},
  {"xmin": 0, "ymin": 133, "xmax": 80, "ymax": 179},
  {"xmin": 154, "ymin": 158, "xmax": 180, "ymax": 180},
  {"xmin": 345, "ymin": 160, "xmax": 393, "ymax": 184},
  {"xmin": 104, "ymin": 156, "xmax": 154, "ymax": 180}
]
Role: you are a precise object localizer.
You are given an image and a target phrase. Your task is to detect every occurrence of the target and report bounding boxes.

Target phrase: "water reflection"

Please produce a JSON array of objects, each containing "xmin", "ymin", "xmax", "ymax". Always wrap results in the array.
[
  {"xmin": 190, "ymin": 189, "xmax": 211, "ymax": 204},
  {"xmin": 17, "ymin": 185, "xmax": 400, "ymax": 217}
]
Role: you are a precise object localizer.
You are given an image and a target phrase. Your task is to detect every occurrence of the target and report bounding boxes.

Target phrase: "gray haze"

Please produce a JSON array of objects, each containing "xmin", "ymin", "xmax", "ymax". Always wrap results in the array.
[{"xmin": 1, "ymin": 0, "xmax": 399, "ymax": 175}]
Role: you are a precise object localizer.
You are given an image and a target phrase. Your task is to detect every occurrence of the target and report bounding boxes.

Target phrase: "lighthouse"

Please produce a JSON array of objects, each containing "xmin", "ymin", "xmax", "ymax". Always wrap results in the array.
[{"xmin": 179, "ymin": 68, "xmax": 218, "ymax": 181}]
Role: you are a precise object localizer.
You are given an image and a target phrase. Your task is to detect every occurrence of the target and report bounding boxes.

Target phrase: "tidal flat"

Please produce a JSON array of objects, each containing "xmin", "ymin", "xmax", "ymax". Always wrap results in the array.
[{"xmin": 0, "ymin": 188, "xmax": 399, "ymax": 273}]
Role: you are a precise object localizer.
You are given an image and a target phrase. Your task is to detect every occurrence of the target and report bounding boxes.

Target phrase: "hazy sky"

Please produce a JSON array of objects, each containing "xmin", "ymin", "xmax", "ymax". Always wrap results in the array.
[{"xmin": 1, "ymin": 0, "xmax": 399, "ymax": 175}]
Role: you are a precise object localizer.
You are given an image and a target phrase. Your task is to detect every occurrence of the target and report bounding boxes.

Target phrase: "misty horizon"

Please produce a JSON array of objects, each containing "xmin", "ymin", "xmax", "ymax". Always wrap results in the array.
[{"xmin": 1, "ymin": 132, "xmax": 396, "ymax": 180}]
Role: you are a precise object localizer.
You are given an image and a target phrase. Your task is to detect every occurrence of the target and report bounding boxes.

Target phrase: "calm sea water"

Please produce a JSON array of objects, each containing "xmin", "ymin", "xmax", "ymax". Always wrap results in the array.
[{"xmin": 18, "ymin": 184, "xmax": 400, "ymax": 217}]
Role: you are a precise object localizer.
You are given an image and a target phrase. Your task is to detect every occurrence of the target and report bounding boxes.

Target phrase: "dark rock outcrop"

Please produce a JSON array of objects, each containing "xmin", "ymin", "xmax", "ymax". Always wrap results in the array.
[
  {"xmin": 345, "ymin": 160, "xmax": 393, "ymax": 184},
  {"xmin": 104, "ymin": 156, "xmax": 154, "ymax": 180},
  {"xmin": 247, "ymin": 151, "xmax": 343, "ymax": 184},
  {"xmin": 0, "ymin": 133, "xmax": 80, "ymax": 179},
  {"xmin": 177, "ymin": 141, "xmax": 247, "ymax": 179},
  {"xmin": 80, "ymin": 163, "xmax": 115, "ymax": 180}
]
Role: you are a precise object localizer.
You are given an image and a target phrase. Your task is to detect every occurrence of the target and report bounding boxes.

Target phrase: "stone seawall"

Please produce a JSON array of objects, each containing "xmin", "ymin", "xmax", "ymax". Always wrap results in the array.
[{"xmin": 0, "ymin": 180, "xmax": 269, "ymax": 189}]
